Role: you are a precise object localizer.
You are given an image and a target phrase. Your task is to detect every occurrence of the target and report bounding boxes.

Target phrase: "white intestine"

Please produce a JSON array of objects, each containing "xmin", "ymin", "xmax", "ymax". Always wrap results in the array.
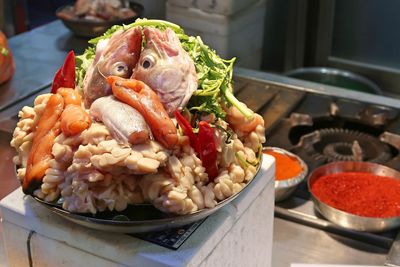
[
  {"xmin": 60, "ymin": 142, "xmax": 145, "ymax": 214},
  {"xmin": 59, "ymin": 122, "xmax": 170, "ymax": 213}
]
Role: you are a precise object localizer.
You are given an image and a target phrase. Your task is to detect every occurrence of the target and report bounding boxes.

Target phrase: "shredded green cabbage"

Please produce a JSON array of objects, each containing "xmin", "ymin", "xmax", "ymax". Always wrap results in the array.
[
  {"xmin": 75, "ymin": 19, "xmax": 253, "ymax": 119},
  {"xmin": 75, "ymin": 46, "xmax": 94, "ymax": 91}
]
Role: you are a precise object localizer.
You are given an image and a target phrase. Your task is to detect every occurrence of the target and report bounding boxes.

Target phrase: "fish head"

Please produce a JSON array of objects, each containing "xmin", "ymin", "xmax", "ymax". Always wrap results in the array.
[
  {"xmin": 132, "ymin": 27, "xmax": 198, "ymax": 115},
  {"xmin": 98, "ymin": 26, "xmax": 142, "ymax": 79},
  {"xmin": 133, "ymin": 27, "xmax": 182, "ymax": 87},
  {"xmin": 83, "ymin": 26, "xmax": 142, "ymax": 107}
]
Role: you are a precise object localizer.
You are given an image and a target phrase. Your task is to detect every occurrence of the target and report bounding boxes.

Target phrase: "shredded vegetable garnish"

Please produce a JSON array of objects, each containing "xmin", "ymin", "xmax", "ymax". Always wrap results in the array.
[
  {"xmin": 75, "ymin": 19, "xmax": 253, "ymax": 119},
  {"xmin": 181, "ymin": 35, "xmax": 253, "ymax": 119},
  {"xmin": 236, "ymin": 145, "xmax": 262, "ymax": 168},
  {"xmin": 75, "ymin": 46, "xmax": 94, "ymax": 91}
]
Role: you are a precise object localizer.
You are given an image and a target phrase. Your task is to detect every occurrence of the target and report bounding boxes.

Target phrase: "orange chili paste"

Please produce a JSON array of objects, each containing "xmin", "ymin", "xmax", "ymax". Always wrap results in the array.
[{"xmin": 263, "ymin": 150, "xmax": 303, "ymax": 180}]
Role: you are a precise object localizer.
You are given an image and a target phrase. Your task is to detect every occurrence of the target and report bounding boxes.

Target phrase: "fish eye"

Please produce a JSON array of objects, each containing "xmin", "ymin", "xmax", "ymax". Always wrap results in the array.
[
  {"xmin": 112, "ymin": 62, "xmax": 129, "ymax": 77},
  {"xmin": 143, "ymin": 60, "xmax": 151, "ymax": 69},
  {"xmin": 142, "ymin": 56, "xmax": 154, "ymax": 69}
]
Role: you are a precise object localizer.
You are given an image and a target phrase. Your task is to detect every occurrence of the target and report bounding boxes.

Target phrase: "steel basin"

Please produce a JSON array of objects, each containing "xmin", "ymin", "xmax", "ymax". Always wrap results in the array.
[
  {"xmin": 308, "ymin": 161, "xmax": 400, "ymax": 232},
  {"xmin": 286, "ymin": 67, "xmax": 382, "ymax": 95}
]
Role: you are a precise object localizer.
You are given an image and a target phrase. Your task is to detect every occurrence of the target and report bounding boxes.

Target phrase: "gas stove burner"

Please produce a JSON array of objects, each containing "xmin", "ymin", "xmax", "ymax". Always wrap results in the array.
[
  {"xmin": 323, "ymin": 141, "xmax": 363, "ymax": 162},
  {"xmin": 305, "ymin": 128, "xmax": 392, "ymax": 163}
]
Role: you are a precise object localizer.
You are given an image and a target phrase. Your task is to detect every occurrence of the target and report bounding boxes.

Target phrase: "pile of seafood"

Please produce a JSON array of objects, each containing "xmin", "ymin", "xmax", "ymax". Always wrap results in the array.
[{"xmin": 11, "ymin": 19, "xmax": 265, "ymax": 215}]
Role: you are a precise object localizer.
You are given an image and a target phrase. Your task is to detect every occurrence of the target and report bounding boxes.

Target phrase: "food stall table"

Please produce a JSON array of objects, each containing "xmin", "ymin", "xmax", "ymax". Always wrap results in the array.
[{"xmin": 0, "ymin": 157, "xmax": 274, "ymax": 267}]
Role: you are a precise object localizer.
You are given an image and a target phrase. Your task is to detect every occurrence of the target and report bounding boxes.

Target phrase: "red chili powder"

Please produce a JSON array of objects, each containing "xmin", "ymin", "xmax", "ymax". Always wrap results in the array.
[
  {"xmin": 311, "ymin": 172, "xmax": 400, "ymax": 218},
  {"xmin": 263, "ymin": 150, "xmax": 303, "ymax": 181}
]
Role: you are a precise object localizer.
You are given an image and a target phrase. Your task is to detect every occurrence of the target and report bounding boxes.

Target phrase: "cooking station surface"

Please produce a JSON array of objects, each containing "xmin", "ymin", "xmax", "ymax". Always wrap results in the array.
[{"xmin": 233, "ymin": 70, "xmax": 400, "ymax": 266}]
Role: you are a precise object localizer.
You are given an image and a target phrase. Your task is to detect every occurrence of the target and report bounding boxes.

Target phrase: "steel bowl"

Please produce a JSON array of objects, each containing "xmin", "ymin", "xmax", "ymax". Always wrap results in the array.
[
  {"xmin": 263, "ymin": 147, "xmax": 308, "ymax": 202},
  {"xmin": 56, "ymin": 3, "xmax": 144, "ymax": 38},
  {"xmin": 308, "ymin": 161, "xmax": 400, "ymax": 232}
]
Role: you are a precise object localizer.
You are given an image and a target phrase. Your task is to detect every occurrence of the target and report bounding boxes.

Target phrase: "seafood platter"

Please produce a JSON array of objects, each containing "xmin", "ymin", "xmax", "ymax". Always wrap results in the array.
[{"xmin": 10, "ymin": 19, "xmax": 266, "ymax": 232}]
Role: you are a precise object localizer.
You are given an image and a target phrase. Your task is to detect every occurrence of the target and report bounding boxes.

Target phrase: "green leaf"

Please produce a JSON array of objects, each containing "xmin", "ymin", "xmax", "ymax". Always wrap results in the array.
[
  {"xmin": 75, "ymin": 46, "xmax": 95, "ymax": 91},
  {"xmin": 188, "ymin": 95, "xmax": 225, "ymax": 119}
]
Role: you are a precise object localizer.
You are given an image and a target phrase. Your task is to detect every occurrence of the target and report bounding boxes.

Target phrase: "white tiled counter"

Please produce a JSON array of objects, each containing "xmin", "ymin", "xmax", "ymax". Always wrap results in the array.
[{"xmin": 0, "ymin": 155, "xmax": 275, "ymax": 267}]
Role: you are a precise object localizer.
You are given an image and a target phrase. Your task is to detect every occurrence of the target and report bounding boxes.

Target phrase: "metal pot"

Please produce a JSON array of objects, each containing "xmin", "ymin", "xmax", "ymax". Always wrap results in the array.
[{"xmin": 285, "ymin": 67, "xmax": 382, "ymax": 95}]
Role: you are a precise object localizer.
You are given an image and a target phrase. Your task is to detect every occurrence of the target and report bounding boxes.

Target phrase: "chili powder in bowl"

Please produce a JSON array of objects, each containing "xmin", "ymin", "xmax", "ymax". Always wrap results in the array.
[
  {"xmin": 263, "ymin": 147, "xmax": 308, "ymax": 202},
  {"xmin": 308, "ymin": 161, "xmax": 400, "ymax": 232}
]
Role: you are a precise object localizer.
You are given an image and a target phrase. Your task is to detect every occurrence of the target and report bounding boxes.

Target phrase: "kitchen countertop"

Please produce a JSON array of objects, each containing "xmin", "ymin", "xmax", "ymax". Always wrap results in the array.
[
  {"xmin": 273, "ymin": 217, "xmax": 387, "ymax": 266},
  {"xmin": 1, "ymin": 20, "xmax": 399, "ymax": 266}
]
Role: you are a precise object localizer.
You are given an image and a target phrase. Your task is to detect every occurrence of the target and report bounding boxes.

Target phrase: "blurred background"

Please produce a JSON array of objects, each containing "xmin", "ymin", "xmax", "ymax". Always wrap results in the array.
[{"xmin": 1, "ymin": 0, "xmax": 400, "ymax": 97}]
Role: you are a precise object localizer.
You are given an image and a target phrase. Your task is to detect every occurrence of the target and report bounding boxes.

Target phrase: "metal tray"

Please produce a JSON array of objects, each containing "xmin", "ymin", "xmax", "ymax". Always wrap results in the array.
[{"xmin": 33, "ymin": 157, "xmax": 262, "ymax": 233}]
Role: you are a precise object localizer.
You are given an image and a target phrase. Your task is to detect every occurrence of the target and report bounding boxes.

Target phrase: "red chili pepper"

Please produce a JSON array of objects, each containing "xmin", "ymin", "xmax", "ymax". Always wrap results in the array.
[
  {"xmin": 51, "ymin": 51, "xmax": 76, "ymax": 93},
  {"xmin": 198, "ymin": 121, "xmax": 218, "ymax": 180},
  {"xmin": 174, "ymin": 110, "xmax": 200, "ymax": 154},
  {"xmin": 174, "ymin": 111, "xmax": 219, "ymax": 180}
]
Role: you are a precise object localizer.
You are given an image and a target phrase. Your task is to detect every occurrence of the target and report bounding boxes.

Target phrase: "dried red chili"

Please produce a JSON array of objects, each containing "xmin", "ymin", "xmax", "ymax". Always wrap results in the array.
[
  {"xmin": 174, "ymin": 111, "xmax": 218, "ymax": 180},
  {"xmin": 311, "ymin": 172, "xmax": 400, "ymax": 218},
  {"xmin": 174, "ymin": 110, "xmax": 200, "ymax": 154},
  {"xmin": 51, "ymin": 51, "xmax": 76, "ymax": 93},
  {"xmin": 198, "ymin": 121, "xmax": 218, "ymax": 181}
]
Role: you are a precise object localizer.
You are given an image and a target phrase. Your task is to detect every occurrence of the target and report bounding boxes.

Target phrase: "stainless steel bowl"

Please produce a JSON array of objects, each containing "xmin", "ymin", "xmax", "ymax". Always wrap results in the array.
[
  {"xmin": 56, "ymin": 3, "xmax": 143, "ymax": 38},
  {"xmin": 264, "ymin": 147, "xmax": 308, "ymax": 202},
  {"xmin": 308, "ymin": 161, "xmax": 400, "ymax": 232}
]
